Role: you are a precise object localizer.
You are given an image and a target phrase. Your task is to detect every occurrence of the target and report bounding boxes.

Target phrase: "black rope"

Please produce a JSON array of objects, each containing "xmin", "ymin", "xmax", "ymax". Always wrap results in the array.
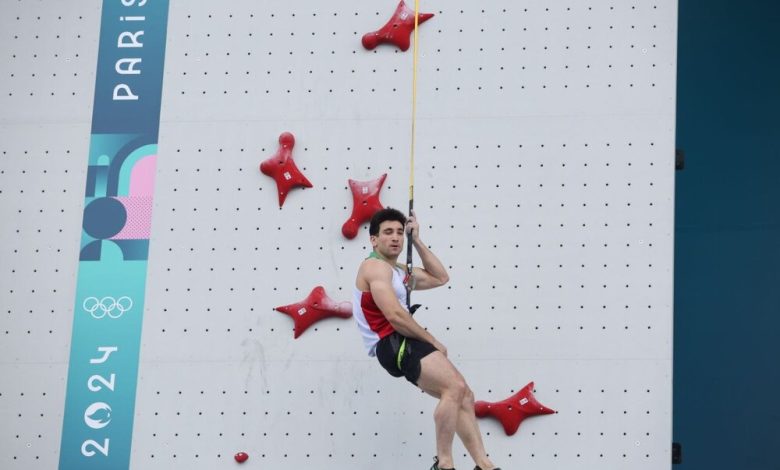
[{"xmin": 406, "ymin": 199, "xmax": 421, "ymax": 315}]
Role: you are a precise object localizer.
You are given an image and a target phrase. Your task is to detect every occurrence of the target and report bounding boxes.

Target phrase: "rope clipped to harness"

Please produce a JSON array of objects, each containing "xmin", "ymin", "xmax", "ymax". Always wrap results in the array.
[{"xmin": 405, "ymin": 0, "xmax": 422, "ymax": 316}]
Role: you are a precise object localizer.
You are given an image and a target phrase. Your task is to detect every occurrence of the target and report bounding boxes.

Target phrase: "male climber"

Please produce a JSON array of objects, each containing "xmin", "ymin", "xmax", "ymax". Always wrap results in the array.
[{"xmin": 352, "ymin": 208, "xmax": 501, "ymax": 470}]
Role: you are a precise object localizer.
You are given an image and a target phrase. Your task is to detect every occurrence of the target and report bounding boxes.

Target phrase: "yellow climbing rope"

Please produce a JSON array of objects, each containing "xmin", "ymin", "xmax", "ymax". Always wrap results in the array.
[
  {"xmin": 405, "ymin": 0, "xmax": 421, "ymax": 312},
  {"xmin": 409, "ymin": 0, "xmax": 420, "ymax": 205}
]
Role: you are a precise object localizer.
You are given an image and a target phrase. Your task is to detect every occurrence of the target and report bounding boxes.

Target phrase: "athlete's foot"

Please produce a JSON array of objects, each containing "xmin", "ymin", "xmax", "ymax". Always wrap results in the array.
[{"xmin": 431, "ymin": 456, "xmax": 456, "ymax": 470}]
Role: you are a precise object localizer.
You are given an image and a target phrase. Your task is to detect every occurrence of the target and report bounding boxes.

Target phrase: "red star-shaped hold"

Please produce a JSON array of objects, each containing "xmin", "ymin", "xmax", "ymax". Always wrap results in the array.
[
  {"xmin": 259, "ymin": 132, "xmax": 313, "ymax": 207},
  {"xmin": 275, "ymin": 286, "xmax": 352, "ymax": 339},
  {"xmin": 362, "ymin": 0, "xmax": 434, "ymax": 51},
  {"xmin": 342, "ymin": 173, "xmax": 387, "ymax": 239},
  {"xmin": 474, "ymin": 382, "xmax": 555, "ymax": 436}
]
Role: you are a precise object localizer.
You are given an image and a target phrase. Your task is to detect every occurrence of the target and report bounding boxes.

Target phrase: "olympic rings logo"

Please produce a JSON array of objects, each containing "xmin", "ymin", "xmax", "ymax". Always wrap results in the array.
[{"xmin": 82, "ymin": 296, "xmax": 133, "ymax": 319}]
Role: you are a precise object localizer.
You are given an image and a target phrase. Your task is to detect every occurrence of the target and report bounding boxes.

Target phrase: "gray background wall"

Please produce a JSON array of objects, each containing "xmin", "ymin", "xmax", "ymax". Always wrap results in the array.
[{"xmin": 1, "ymin": 1, "xmax": 678, "ymax": 469}]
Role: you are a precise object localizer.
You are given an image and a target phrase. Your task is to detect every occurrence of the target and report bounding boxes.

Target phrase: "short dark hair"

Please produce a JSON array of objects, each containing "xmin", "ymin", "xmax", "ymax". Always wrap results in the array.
[{"xmin": 369, "ymin": 207, "xmax": 407, "ymax": 235}]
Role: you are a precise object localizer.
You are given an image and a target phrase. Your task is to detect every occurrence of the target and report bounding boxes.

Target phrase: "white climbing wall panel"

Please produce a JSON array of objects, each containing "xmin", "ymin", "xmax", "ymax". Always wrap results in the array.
[{"xmin": 0, "ymin": 0, "xmax": 677, "ymax": 469}]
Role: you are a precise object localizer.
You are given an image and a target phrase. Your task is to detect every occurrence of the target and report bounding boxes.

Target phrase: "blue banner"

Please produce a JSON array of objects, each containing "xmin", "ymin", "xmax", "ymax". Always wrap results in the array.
[{"xmin": 59, "ymin": 1, "xmax": 169, "ymax": 469}]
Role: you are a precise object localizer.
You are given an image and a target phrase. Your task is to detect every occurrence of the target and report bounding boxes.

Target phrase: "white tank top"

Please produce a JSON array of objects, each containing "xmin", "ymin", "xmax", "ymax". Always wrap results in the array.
[{"xmin": 352, "ymin": 257, "xmax": 409, "ymax": 356}]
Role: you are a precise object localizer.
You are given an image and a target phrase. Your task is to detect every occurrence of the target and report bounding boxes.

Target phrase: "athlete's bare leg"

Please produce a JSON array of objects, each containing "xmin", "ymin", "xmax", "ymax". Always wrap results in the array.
[
  {"xmin": 416, "ymin": 352, "xmax": 496, "ymax": 470},
  {"xmin": 454, "ymin": 387, "xmax": 495, "ymax": 470},
  {"xmin": 416, "ymin": 351, "xmax": 465, "ymax": 468}
]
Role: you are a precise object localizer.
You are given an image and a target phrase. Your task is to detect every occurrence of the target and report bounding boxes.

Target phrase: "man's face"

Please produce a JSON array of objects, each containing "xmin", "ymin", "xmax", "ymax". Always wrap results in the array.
[{"xmin": 371, "ymin": 220, "xmax": 404, "ymax": 258}]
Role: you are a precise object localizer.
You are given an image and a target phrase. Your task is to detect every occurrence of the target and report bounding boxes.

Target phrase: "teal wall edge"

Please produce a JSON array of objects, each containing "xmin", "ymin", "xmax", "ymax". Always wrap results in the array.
[{"xmin": 674, "ymin": 1, "xmax": 780, "ymax": 469}]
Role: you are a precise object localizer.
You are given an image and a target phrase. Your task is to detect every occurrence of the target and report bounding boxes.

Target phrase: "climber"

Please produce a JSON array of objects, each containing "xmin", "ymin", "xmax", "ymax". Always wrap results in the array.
[{"xmin": 352, "ymin": 207, "xmax": 501, "ymax": 470}]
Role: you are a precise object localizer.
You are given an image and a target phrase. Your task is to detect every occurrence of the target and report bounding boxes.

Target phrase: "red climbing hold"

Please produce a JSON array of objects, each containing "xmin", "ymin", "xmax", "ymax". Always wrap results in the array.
[
  {"xmin": 342, "ymin": 174, "xmax": 387, "ymax": 239},
  {"xmin": 275, "ymin": 286, "xmax": 352, "ymax": 339},
  {"xmin": 474, "ymin": 382, "xmax": 555, "ymax": 436},
  {"xmin": 362, "ymin": 0, "xmax": 434, "ymax": 51},
  {"xmin": 234, "ymin": 451, "xmax": 249, "ymax": 463},
  {"xmin": 259, "ymin": 132, "xmax": 313, "ymax": 207}
]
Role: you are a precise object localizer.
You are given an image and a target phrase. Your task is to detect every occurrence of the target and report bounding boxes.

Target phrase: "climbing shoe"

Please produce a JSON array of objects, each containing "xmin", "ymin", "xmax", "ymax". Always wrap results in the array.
[{"xmin": 431, "ymin": 456, "xmax": 455, "ymax": 470}]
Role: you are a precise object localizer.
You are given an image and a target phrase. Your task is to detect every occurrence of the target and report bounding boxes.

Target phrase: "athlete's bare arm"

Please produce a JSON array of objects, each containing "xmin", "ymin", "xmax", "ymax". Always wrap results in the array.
[
  {"xmin": 360, "ymin": 259, "xmax": 447, "ymax": 354},
  {"xmin": 406, "ymin": 212, "xmax": 449, "ymax": 291},
  {"xmin": 409, "ymin": 239, "xmax": 449, "ymax": 290}
]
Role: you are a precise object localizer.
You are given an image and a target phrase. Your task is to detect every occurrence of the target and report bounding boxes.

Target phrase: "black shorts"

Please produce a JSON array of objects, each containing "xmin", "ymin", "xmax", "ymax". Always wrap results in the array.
[{"xmin": 375, "ymin": 332, "xmax": 438, "ymax": 385}]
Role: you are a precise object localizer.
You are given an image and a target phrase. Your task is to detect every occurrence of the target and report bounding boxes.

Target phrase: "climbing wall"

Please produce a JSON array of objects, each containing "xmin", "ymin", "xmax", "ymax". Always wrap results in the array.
[{"xmin": 0, "ymin": 0, "xmax": 677, "ymax": 469}]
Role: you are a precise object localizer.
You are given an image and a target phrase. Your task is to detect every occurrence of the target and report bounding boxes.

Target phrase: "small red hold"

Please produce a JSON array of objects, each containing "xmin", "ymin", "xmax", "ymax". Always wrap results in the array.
[
  {"xmin": 234, "ymin": 451, "xmax": 249, "ymax": 463},
  {"xmin": 474, "ymin": 382, "xmax": 555, "ymax": 436},
  {"xmin": 342, "ymin": 174, "xmax": 387, "ymax": 239},
  {"xmin": 259, "ymin": 132, "xmax": 313, "ymax": 207},
  {"xmin": 362, "ymin": 0, "xmax": 434, "ymax": 51},
  {"xmin": 275, "ymin": 286, "xmax": 352, "ymax": 339}
]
